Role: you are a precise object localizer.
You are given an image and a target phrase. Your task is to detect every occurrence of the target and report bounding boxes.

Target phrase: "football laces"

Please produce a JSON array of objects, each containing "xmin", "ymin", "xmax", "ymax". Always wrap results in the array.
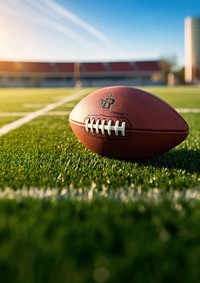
[{"xmin": 85, "ymin": 118, "xmax": 126, "ymax": 137}]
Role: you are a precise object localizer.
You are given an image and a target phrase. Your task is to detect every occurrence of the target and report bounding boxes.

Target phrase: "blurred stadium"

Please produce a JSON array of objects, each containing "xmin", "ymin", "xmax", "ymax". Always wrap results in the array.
[{"xmin": 0, "ymin": 60, "xmax": 164, "ymax": 88}]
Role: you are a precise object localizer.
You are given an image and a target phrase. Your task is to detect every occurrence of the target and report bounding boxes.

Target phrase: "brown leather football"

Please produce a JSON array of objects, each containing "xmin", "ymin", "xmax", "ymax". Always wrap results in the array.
[{"xmin": 69, "ymin": 86, "xmax": 189, "ymax": 160}]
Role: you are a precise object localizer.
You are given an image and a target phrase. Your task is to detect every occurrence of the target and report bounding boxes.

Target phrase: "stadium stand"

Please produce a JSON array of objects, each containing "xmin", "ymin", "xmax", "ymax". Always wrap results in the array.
[
  {"xmin": 0, "ymin": 61, "xmax": 24, "ymax": 73},
  {"xmin": 82, "ymin": 62, "xmax": 107, "ymax": 73},
  {"xmin": 0, "ymin": 60, "xmax": 165, "ymax": 87},
  {"xmin": 135, "ymin": 61, "xmax": 161, "ymax": 72},
  {"xmin": 22, "ymin": 62, "xmax": 54, "ymax": 73},
  {"xmin": 56, "ymin": 63, "xmax": 74, "ymax": 73},
  {"xmin": 109, "ymin": 62, "xmax": 134, "ymax": 72}
]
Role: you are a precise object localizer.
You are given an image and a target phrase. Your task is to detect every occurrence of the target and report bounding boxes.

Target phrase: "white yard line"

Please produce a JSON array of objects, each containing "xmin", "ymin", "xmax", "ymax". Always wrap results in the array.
[
  {"xmin": 24, "ymin": 102, "xmax": 76, "ymax": 108},
  {"xmin": 24, "ymin": 104, "xmax": 48, "ymax": 108},
  {"xmin": 46, "ymin": 111, "xmax": 70, "ymax": 116},
  {"xmin": 0, "ymin": 112, "xmax": 30, "ymax": 117},
  {"xmin": 0, "ymin": 104, "xmax": 200, "ymax": 136},
  {"xmin": 1, "ymin": 108, "xmax": 200, "ymax": 118},
  {"xmin": 0, "ymin": 186, "xmax": 200, "ymax": 203},
  {"xmin": 0, "ymin": 89, "xmax": 89, "ymax": 137},
  {"xmin": 176, "ymin": 108, "xmax": 200, "ymax": 113},
  {"xmin": 0, "ymin": 111, "xmax": 70, "ymax": 117}
]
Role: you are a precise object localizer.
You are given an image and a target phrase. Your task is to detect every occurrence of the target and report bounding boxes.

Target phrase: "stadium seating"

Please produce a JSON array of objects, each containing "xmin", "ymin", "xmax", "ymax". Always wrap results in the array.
[
  {"xmin": 56, "ymin": 63, "xmax": 74, "ymax": 73},
  {"xmin": 0, "ymin": 61, "xmax": 24, "ymax": 73},
  {"xmin": 82, "ymin": 62, "xmax": 107, "ymax": 73},
  {"xmin": 109, "ymin": 62, "xmax": 133, "ymax": 72},
  {"xmin": 0, "ymin": 60, "xmax": 164, "ymax": 87},
  {"xmin": 135, "ymin": 61, "xmax": 160, "ymax": 71},
  {"xmin": 22, "ymin": 62, "xmax": 54, "ymax": 73}
]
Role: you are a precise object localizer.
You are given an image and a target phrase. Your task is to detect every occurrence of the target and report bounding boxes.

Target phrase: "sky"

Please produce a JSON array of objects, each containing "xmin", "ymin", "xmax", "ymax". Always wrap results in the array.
[{"xmin": 0, "ymin": 0, "xmax": 200, "ymax": 67}]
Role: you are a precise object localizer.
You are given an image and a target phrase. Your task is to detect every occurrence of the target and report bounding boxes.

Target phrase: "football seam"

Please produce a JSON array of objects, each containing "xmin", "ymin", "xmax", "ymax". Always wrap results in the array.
[{"xmin": 69, "ymin": 119, "xmax": 189, "ymax": 134}]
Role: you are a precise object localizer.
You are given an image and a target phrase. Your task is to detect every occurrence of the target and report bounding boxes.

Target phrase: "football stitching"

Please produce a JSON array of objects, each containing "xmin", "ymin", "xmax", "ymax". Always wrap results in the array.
[{"xmin": 85, "ymin": 118, "xmax": 126, "ymax": 137}]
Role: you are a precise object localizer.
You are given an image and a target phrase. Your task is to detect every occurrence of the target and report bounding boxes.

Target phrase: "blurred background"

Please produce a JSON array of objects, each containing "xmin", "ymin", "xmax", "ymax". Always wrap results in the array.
[{"xmin": 0, "ymin": 0, "xmax": 199, "ymax": 87}]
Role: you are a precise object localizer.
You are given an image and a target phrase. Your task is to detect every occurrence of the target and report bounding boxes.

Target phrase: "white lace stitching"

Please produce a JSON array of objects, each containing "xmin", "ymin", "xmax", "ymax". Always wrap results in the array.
[{"xmin": 85, "ymin": 118, "xmax": 126, "ymax": 136}]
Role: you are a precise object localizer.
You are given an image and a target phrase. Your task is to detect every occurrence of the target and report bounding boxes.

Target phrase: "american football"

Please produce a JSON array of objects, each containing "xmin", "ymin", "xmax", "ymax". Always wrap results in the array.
[
  {"xmin": 69, "ymin": 86, "xmax": 189, "ymax": 160},
  {"xmin": 1, "ymin": 0, "xmax": 200, "ymax": 281}
]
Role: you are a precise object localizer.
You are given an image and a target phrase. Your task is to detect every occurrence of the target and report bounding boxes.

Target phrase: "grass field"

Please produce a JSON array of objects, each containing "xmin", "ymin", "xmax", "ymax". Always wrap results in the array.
[{"xmin": 0, "ymin": 86, "xmax": 200, "ymax": 283}]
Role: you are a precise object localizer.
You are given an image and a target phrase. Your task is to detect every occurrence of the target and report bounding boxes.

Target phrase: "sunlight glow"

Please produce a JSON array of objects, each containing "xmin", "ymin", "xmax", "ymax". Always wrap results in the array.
[{"xmin": 0, "ymin": 0, "xmax": 109, "ymax": 61}]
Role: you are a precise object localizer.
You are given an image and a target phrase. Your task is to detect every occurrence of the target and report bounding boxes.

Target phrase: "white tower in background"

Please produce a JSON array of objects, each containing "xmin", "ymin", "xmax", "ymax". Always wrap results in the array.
[{"xmin": 185, "ymin": 17, "xmax": 200, "ymax": 83}]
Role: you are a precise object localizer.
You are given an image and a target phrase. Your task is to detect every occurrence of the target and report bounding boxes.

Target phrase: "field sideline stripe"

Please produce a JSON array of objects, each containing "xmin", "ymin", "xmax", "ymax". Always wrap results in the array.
[
  {"xmin": 0, "ymin": 111, "xmax": 70, "ymax": 117},
  {"xmin": 0, "ymin": 187, "xmax": 200, "ymax": 202},
  {"xmin": 176, "ymin": 108, "xmax": 200, "ymax": 113},
  {"xmin": 0, "ymin": 88, "xmax": 89, "ymax": 137},
  {"xmin": 0, "ymin": 108, "xmax": 200, "ymax": 117}
]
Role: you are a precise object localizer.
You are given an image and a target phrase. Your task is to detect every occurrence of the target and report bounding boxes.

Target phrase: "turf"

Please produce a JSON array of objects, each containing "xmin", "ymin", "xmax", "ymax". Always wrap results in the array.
[
  {"xmin": 0, "ymin": 88, "xmax": 76, "ymax": 112},
  {"xmin": 0, "ymin": 86, "xmax": 200, "ymax": 283}
]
